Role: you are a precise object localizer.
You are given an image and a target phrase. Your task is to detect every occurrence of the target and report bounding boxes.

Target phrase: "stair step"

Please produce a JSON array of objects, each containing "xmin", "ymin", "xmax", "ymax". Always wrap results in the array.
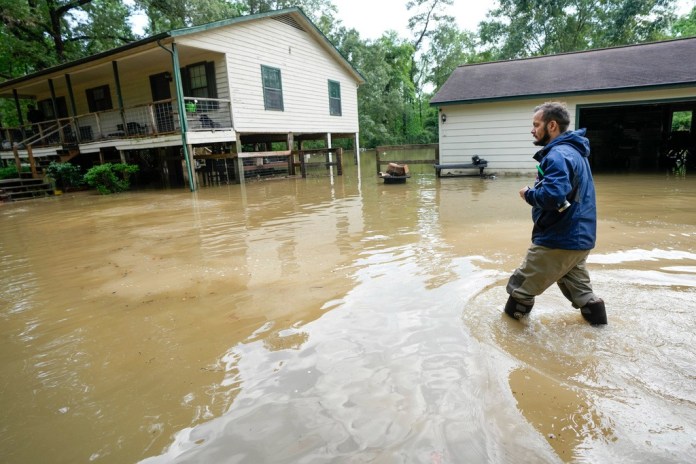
[{"xmin": 0, "ymin": 177, "xmax": 55, "ymax": 202}]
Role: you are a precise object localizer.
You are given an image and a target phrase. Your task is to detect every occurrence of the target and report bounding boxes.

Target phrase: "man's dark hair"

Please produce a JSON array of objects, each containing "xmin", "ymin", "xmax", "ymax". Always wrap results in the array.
[{"xmin": 534, "ymin": 101, "xmax": 571, "ymax": 132}]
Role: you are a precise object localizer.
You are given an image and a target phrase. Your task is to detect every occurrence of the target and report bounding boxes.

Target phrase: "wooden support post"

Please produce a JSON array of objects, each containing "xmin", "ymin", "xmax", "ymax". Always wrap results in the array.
[
  {"xmin": 27, "ymin": 145, "xmax": 38, "ymax": 178},
  {"xmin": 235, "ymin": 136, "xmax": 245, "ymax": 184},
  {"xmin": 287, "ymin": 132, "xmax": 295, "ymax": 175},
  {"xmin": 186, "ymin": 143, "xmax": 197, "ymax": 190},
  {"xmin": 147, "ymin": 105, "xmax": 157, "ymax": 135},
  {"xmin": 300, "ymin": 149, "xmax": 307, "ymax": 178},
  {"xmin": 12, "ymin": 145, "xmax": 22, "ymax": 174},
  {"xmin": 326, "ymin": 133, "xmax": 333, "ymax": 174}
]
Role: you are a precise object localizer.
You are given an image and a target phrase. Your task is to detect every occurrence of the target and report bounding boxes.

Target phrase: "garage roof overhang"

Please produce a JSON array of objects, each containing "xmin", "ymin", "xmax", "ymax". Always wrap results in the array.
[{"xmin": 430, "ymin": 37, "xmax": 696, "ymax": 107}]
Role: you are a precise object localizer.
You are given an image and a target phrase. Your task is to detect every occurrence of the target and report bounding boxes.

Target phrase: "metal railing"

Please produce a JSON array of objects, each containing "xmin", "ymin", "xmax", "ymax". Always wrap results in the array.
[
  {"xmin": 183, "ymin": 97, "xmax": 233, "ymax": 131},
  {"xmin": 0, "ymin": 97, "xmax": 232, "ymax": 151}
]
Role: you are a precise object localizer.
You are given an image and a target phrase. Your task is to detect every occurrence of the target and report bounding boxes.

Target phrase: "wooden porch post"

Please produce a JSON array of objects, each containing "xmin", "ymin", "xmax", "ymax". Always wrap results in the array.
[
  {"xmin": 48, "ymin": 79, "xmax": 63, "ymax": 144},
  {"xmin": 354, "ymin": 132, "xmax": 360, "ymax": 166},
  {"xmin": 186, "ymin": 143, "xmax": 197, "ymax": 190},
  {"xmin": 27, "ymin": 146, "xmax": 38, "ymax": 178},
  {"xmin": 65, "ymin": 74, "xmax": 80, "ymax": 142},
  {"xmin": 112, "ymin": 61, "xmax": 127, "ymax": 136},
  {"xmin": 169, "ymin": 43, "xmax": 195, "ymax": 191},
  {"xmin": 12, "ymin": 145, "xmax": 22, "ymax": 174},
  {"xmin": 12, "ymin": 89, "xmax": 26, "ymax": 140},
  {"xmin": 235, "ymin": 134, "xmax": 245, "ymax": 184},
  {"xmin": 326, "ymin": 133, "xmax": 333, "ymax": 174},
  {"xmin": 287, "ymin": 132, "xmax": 294, "ymax": 175}
]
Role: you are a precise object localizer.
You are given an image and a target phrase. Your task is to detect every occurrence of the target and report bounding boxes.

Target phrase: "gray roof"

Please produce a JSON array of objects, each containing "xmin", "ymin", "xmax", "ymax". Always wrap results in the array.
[{"xmin": 430, "ymin": 37, "xmax": 696, "ymax": 106}]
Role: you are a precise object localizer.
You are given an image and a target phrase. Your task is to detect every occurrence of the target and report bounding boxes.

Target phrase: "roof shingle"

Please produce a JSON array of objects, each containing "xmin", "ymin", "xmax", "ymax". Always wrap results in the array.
[{"xmin": 430, "ymin": 37, "xmax": 696, "ymax": 105}]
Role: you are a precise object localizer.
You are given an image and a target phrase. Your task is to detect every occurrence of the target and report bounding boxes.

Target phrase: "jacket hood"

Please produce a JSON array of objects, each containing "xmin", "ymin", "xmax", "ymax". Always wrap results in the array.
[{"xmin": 534, "ymin": 128, "xmax": 590, "ymax": 161}]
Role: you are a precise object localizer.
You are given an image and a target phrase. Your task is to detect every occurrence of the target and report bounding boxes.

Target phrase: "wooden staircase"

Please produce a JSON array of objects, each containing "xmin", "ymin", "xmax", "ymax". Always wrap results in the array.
[
  {"xmin": 58, "ymin": 145, "xmax": 81, "ymax": 163},
  {"xmin": 0, "ymin": 174, "xmax": 54, "ymax": 202}
]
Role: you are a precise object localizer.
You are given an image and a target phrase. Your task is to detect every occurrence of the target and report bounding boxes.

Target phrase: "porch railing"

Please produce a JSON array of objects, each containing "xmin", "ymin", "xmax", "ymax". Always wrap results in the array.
[{"xmin": 0, "ymin": 97, "xmax": 232, "ymax": 151}]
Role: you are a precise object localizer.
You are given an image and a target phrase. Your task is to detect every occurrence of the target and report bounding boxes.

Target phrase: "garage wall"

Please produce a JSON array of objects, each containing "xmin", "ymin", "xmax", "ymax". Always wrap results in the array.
[{"xmin": 437, "ymin": 86, "xmax": 696, "ymax": 174}]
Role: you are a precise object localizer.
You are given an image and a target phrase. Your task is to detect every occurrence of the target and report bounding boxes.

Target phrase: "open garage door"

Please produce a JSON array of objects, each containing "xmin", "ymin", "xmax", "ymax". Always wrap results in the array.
[{"xmin": 579, "ymin": 101, "xmax": 695, "ymax": 173}]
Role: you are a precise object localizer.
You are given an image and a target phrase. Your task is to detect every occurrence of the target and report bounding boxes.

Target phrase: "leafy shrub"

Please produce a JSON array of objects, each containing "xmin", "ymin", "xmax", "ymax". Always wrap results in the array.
[
  {"xmin": 83, "ymin": 163, "xmax": 139, "ymax": 194},
  {"xmin": 45, "ymin": 161, "xmax": 83, "ymax": 190},
  {"xmin": 0, "ymin": 165, "xmax": 29, "ymax": 180}
]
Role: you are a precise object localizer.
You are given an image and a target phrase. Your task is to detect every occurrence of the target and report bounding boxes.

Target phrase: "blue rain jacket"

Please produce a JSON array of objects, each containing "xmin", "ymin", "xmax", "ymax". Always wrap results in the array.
[{"xmin": 524, "ymin": 128, "xmax": 597, "ymax": 250}]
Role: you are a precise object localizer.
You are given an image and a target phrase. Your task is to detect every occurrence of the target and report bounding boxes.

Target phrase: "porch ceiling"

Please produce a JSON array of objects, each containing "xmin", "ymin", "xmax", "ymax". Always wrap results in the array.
[{"xmin": 0, "ymin": 43, "xmax": 209, "ymax": 100}]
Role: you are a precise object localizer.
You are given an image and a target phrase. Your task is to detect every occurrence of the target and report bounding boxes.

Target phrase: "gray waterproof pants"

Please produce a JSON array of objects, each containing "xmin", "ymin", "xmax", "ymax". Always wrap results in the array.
[{"xmin": 506, "ymin": 244, "xmax": 597, "ymax": 308}]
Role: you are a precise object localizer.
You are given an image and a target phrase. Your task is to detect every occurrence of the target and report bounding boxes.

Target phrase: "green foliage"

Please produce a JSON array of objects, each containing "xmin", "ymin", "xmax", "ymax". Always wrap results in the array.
[
  {"xmin": 83, "ymin": 163, "xmax": 139, "ymax": 194},
  {"xmin": 131, "ymin": 0, "xmax": 337, "ymax": 34},
  {"xmin": 0, "ymin": 165, "xmax": 29, "ymax": 180},
  {"xmin": 478, "ymin": 0, "xmax": 677, "ymax": 60},
  {"xmin": 0, "ymin": 0, "xmax": 136, "ymax": 78},
  {"xmin": 45, "ymin": 162, "xmax": 83, "ymax": 190},
  {"xmin": 424, "ymin": 24, "xmax": 478, "ymax": 90},
  {"xmin": 671, "ymin": 5, "xmax": 696, "ymax": 37},
  {"xmin": 671, "ymin": 111, "xmax": 693, "ymax": 131}
]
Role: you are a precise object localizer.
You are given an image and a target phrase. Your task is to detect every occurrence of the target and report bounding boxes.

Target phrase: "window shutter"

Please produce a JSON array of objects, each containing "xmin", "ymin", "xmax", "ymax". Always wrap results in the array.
[
  {"xmin": 180, "ymin": 67, "xmax": 191, "ymax": 96},
  {"xmin": 205, "ymin": 62, "xmax": 217, "ymax": 98}
]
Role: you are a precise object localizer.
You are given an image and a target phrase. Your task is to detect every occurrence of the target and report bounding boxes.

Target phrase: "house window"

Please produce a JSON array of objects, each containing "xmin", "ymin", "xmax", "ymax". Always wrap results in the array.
[
  {"xmin": 86, "ymin": 85, "xmax": 113, "ymax": 112},
  {"xmin": 188, "ymin": 63, "xmax": 209, "ymax": 98},
  {"xmin": 181, "ymin": 61, "xmax": 218, "ymax": 110},
  {"xmin": 38, "ymin": 97, "xmax": 68, "ymax": 119},
  {"xmin": 328, "ymin": 80, "xmax": 342, "ymax": 116},
  {"xmin": 261, "ymin": 65, "xmax": 284, "ymax": 111}
]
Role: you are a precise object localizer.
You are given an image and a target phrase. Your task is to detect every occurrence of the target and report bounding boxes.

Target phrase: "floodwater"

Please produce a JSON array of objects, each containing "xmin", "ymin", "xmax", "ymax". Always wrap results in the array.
[{"xmin": 1, "ymin": 152, "xmax": 695, "ymax": 464}]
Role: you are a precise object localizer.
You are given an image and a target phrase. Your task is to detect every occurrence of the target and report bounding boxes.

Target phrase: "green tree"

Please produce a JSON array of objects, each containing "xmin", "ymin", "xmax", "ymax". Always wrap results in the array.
[
  {"xmin": 424, "ymin": 24, "xmax": 478, "ymax": 90},
  {"xmin": 131, "ymin": 0, "xmax": 243, "ymax": 33},
  {"xmin": 234, "ymin": 0, "xmax": 337, "ymax": 18},
  {"xmin": 671, "ymin": 5, "xmax": 696, "ymax": 37},
  {"xmin": 478, "ymin": 0, "xmax": 677, "ymax": 59},
  {"xmin": 346, "ymin": 32, "xmax": 416, "ymax": 147},
  {"xmin": 0, "ymin": 0, "xmax": 135, "ymax": 74},
  {"xmin": 406, "ymin": 0, "xmax": 453, "ymax": 140},
  {"xmin": 132, "ymin": 0, "xmax": 337, "ymax": 34}
]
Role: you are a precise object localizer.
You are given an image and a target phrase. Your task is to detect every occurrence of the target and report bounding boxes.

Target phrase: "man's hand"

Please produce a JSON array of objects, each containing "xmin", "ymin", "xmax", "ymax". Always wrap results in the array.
[{"xmin": 519, "ymin": 186, "xmax": 529, "ymax": 200}]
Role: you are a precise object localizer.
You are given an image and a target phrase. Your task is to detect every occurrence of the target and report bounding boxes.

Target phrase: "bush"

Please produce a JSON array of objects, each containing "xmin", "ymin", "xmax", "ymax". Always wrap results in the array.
[
  {"xmin": 0, "ymin": 165, "xmax": 29, "ymax": 180},
  {"xmin": 83, "ymin": 163, "xmax": 139, "ymax": 195},
  {"xmin": 45, "ymin": 162, "xmax": 83, "ymax": 190}
]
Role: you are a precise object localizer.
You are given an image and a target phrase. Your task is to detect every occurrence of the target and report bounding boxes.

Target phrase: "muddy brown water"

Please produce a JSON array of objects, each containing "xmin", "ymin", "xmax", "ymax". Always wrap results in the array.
[{"xmin": 1, "ymin": 153, "xmax": 695, "ymax": 463}]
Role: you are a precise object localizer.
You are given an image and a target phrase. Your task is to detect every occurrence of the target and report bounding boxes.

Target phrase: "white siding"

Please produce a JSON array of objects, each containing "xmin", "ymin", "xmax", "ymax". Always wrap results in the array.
[
  {"xmin": 178, "ymin": 52, "xmax": 230, "ymax": 102},
  {"xmin": 178, "ymin": 18, "xmax": 360, "ymax": 135},
  {"xmin": 438, "ymin": 87, "xmax": 696, "ymax": 173}
]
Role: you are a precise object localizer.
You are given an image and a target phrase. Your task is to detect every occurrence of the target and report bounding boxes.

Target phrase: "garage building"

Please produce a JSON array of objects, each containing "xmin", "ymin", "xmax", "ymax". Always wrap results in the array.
[{"xmin": 431, "ymin": 37, "xmax": 696, "ymax": 175}]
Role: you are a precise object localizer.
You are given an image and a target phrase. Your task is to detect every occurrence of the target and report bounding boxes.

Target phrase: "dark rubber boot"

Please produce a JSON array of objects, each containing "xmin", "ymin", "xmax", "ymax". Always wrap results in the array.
[
  {"xmin": 581, "ymin": 299, "xmax": 607, "ymax": 325},
  {"xmin": 504, "ymin": 296, "xmax": 533, "ymax": 320}
]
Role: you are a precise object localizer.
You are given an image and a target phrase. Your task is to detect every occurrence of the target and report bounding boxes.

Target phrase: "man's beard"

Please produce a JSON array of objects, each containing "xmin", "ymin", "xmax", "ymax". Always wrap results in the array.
[{"xmin": 533, "ymin": 124, "xmax": 550, "ymax": 146}]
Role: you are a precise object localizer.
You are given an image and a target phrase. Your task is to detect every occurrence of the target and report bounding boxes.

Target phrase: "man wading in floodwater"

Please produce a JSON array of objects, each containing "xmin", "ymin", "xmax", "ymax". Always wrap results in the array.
[{"xmin": 504, "ymin": 101, "xmax": 607, "ymax": 325}]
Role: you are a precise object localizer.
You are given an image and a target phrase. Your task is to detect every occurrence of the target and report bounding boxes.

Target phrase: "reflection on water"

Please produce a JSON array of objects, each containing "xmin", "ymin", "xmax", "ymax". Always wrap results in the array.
[{"xmin": 1, "ymin": 154, "xmax": 695, "ymax": 463}]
